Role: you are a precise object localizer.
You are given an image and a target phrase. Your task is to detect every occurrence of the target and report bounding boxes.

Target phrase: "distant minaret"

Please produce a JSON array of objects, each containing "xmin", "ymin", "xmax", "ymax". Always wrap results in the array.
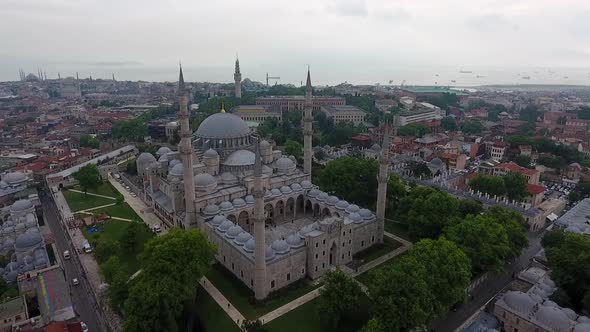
[
  {"xmin": 234, "ymin": 56, "xmax": 242, "ymax": 99},
  {"xmin": 112, "ymin": 73, "xmax": 116, "ymax": 81},
  {"xmin": 303, "ymin": 68, "xmax": 313, "ymax": 177},
  {"xmin": 76, "ymin": 72, "xmax": 79, "ymax": 81},
  {"xmin": 177, "ymin": 65, "xmax": 197, "ymax": 228},
  {"xmin": 375, "ymin": 120, "xmax": 394, "ymax": 244},
  {"xmin": 252, "ymin": 137, "xmax": 268, "ymax": 300}
]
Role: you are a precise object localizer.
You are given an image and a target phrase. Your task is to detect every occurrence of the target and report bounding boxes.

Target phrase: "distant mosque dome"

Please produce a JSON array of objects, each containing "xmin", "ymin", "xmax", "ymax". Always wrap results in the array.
[
  {"xmin": 195, "ymin": 173, "xmax": 217, "ymax": 187},
  {"xmin": 196, "ymin": 113, "xmax": 251, "ymax": 139},
  {"xmin": 156, "ymin": 146, "xmax": 172, "ymax": 157},
  {"xmin": 275, "ymin": 156, "xmax": 296, "ymax": 174},
  {"xmin": 169, "ymin": 162, "xmax": 184, "ymax": 177},
  {"xmin": 203, "ymin": 149, "xmax": 219, "ymax": 159},
  {"xmin": 137, "ymin": 152, "xmax": 157, "ymax": 165},
  {"xmin": 3, "ymin": 172, "xmax": 27, "ymax": 185},
  {"xmin": 224, "ymin": 150, "xmax": 255, "ymax": 167}
]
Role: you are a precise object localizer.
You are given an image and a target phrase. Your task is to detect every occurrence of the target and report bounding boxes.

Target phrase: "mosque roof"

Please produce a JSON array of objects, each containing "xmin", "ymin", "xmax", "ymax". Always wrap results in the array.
[
  {"xmin": 224, "ymin": 150, "xmax": 255, "ymax": 167},
  {"xmin": 196, "ymin": 112, "xmax": 251, "ymax": 139}
]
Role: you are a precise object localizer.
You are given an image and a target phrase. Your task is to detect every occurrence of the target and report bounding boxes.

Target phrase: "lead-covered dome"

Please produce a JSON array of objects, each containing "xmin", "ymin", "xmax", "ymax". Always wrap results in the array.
[
  {"xmin": 156, "ymin": 146, "xmax": 172, "ymax": 156},
  {"xmin": 235, "ymin": 232, "xmax": 252, "ymax": 245},
  {"xmin": 195, "ymin": 173, "xmax": 217, "ymax": 189},
  {"xmin": 3, "ymin": 171, "xmax": 27, "ymax": 185},
  {"xmin": 280, "ymin": 186, "xmax": 292, "ymax": 194},
  {"xmin": 502, "ymin": 291, "xmax": 536, "ymax": 314},
  {"xmin": 271, "ymin": 239, "xmax": 290, "ymax": 254},
  {"xmin": 245, "ymin": 195, "xmax": 255, "ymax": 205},
  {"xmin": 15, "ymin": 232, "xmax": 43, "ymax": 249},
  {"xmin": 535, "ymin": 305, "xmax": 571, "ymax": 331},
  {"xmin": 286, "ymin": 234, "xmax": 304, "ymax": 248},
  {"xmin": 169, "ymin": 162, "xmax": 184, "ymax": 177},
  {"xmin": 301, "ymin": 180, "xmax": 312, "ymax": 189},
  {"xmin": 217, "ymin": 219, "xmax": 234, "ymax": 233},
  {"xmin": 203, "ymin": 149, "xmax": 219, "ymax": 159},
  {"xmin": 210, "ymin": 215, "xmax": 226, "ymax": 227},
  {"xmin": 11, "ymin": 199, "xmax": 33, "ymax": 213},
  {"xmin": 326, "ymin": 196, "xmax": 339, "ymax": 206},
  {"xmin": 224, "ymin": 150, "xmax": 255, "ymax": 167},
  {"xmin": 196, "ymin": 113, "xmax": 251, "ymax": 139},
  {"xmin": 244, "ymin": 238, "xmax": 255, "ymax": 252},
  {"xmin": 275, "ymin": 157, "xmax": 296, "ymax": 173},
  {"xmin": 226, "ymin": 225, "xmax": 244, "ymax": 239},
  {"xmin": 137, "ymin": 152, "xmax": 157, "ymax": 165},
  {"xmin": 232, "ymin": 198, "xmax": 247, "ymax": 208}
]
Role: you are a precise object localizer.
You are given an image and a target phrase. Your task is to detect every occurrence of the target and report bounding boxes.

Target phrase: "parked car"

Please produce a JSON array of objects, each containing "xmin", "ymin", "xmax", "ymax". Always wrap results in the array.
[
  {"xmin": 152, "ymin": 225, "xmax": 162, "ymax": 233},
  {"xmin": 80, "ymin": 322, "xmax": 88, "ymax": 332},
  {"xmin": 72, "ymin": 278, "xmax": 80, "ymax": 286},
  {"xmin": 82, "ymin": 242, "xmax": 93, "ymax": 253},
  {"xmin": 63, "ymin": 250, "xmax": 71, "ymax": 260}
]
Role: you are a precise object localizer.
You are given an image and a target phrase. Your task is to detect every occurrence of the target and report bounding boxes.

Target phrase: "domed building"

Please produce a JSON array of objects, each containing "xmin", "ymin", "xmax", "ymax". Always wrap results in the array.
[{"xmin": 135, "ymin": 66, "xmax": 387, "ymax": 300}]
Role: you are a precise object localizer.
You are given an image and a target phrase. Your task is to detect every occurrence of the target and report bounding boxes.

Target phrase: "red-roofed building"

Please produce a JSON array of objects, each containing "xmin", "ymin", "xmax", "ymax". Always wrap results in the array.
[
  {"xmin": 493, "ymin": 162, "xmax": 540, "ymax": 184},
  {"xmin": 527, "ymin": 183, "xmax": 545, "ymax": 206},
  {"xmin": 440, "ymin": 153, "xmax": 467, "ymax": 170}
]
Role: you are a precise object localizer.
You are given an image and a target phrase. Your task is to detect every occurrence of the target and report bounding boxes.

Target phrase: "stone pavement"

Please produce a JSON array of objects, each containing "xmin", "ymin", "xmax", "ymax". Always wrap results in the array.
[
  {"xmin": 76, "ymin": 202, "xmax": 116, "ymax": 213},
  {"xmin": 258, "ymin": 286, "xmax": 323, "ymax": 325},
  {"xmin": 68, "ymin": 189, "xmax": 116, "ymax": 200},
  {"xmin": 199, "ymin": 276, "xmax": 246, "ymax": 326}
]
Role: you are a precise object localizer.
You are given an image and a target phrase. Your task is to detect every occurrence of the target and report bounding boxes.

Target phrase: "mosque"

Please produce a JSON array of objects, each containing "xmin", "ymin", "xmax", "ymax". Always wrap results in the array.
[{"xmin": 136, "ymin": 63, "xmax": 391, "ymax": 299}]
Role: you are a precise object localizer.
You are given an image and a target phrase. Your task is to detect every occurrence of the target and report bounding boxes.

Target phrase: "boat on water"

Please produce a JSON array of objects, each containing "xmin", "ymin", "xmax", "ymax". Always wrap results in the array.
[{"xmin": 459, "ymin": 70, "xmax": 472, "ymax": 74}]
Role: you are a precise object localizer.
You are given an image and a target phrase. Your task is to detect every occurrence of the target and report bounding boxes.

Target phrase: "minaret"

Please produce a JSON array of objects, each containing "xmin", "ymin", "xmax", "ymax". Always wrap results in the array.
[
  {"xmin": 178, "ymin": 65, "xmax": 197, "ymax": 228},
  {"xmin": 252, "ymin": 137, "xmax": 268, "ymax": 300},
  {"xmin": 234, "ymin": 57, "xmax": 242, "ymax": 99},
  {"xmin": 112, "ymin": 73, "xmax": 116, "ymax": 81},
  {"xmin": 375, "ymin": 122, "xmax": 392, "ymax": 244},
  {"xmin": 303, "ymin": 68, "xmax": 313, "ymax": 177}
]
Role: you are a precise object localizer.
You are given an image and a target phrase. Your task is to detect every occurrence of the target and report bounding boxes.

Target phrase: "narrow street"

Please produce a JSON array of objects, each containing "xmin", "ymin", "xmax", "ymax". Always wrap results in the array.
[
  {"xmin": 432, "ymin": 233, "xmax": 543, "ymax": 332},
  {"xmin": 40, "ymin": 193, "xmax": 102, "ymax": 332}
]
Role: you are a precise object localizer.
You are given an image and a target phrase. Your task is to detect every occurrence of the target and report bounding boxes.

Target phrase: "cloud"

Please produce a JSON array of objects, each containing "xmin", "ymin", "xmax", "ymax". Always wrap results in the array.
[
  {"xmin": 90, "ymin": 61, "xmax": 143, "ymax": 66},
  {"xmin": 326, "ymin": 0, "xmax": 368, "ymax": 17}
]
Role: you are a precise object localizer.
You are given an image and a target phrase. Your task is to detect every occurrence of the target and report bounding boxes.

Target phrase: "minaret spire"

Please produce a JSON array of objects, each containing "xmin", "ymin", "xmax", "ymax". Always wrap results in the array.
[
  {"xmin": 375, "ymin": 120, "xmax": 393, "ymax": 244},
  {"xmin": 303, "ymin": 68, "xmax": 313, "ymax": 177},
  {"xmin": 234, "ymin": 56, "xmax": 242, "ymax": 99},
  {"xmin": 177, "ymin": 64, "xmax": 197, "ymax": 228},
  {"xmin": 252, "ymin": 137, "xmax": 268, "ymax": 300}
]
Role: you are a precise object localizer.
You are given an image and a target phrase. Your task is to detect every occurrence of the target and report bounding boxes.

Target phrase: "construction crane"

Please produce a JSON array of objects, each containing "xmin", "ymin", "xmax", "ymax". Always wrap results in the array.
[{"xmin": 266, "ymin": 72, "xmax": 280, "ymax": 86}]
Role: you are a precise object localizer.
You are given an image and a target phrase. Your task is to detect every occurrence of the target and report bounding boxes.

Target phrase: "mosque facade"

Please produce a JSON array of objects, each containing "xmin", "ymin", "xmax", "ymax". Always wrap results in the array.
[{"xmin": 136, "ymin": 66, "xmax": 389, "ymax": 299}]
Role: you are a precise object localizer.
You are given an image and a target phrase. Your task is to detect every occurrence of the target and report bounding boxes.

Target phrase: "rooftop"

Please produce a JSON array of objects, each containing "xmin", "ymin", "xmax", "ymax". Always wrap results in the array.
[{"xmin": 401, "ymin": 86, "xmax": 469, "ymax": 95}]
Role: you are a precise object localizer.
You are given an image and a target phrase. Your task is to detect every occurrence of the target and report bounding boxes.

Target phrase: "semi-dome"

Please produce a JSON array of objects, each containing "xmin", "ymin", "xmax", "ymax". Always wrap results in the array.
[
  {"xmin": 3, "ymin": 171, "xmax": 27, "ymax": 184},
  {"xmin": 203, "ymin": 204, "xmax": 220, "ymax": 216},
  {"xmin": 15, "ymin": 232, "xmax": 42, "ymax": 249},
  {"xmin": 280, "ymin": 186, "xmax": 292, "ymax": 194},
  {"xmin": 217, "ymin": 219, "xmax": 234, "ymax": 233},
  {"xmin": 503, "ymin": 291, "xmax": 536, "ymax": 314},
  {"xmin": 291, "ymin": 183, "xmax": 303, "ymax": 192},
  {"xmin": 271, "ymin": 188, "xmax": 282, "ymax": 197},
  {"xmin": 169, "ymin": 163, "xmax": 184, "ymax": 176},
  {"xmin": 286, "ymin": 234, "xmax": 304, "ymax": 248},
  {"xmin": 535, "ymin": 305, "xmax": 571, "ymax": 331},
  {"xmin": 224, "ymin": 150, "xmax": 255, "ymax": 167},
  {"xmin": 244, "ymin": 238, "xmax": 255, "ymax": 252},
  {"xmin": 260, "ymin": 140, "xmax": 270, "ymax": 148},
  {"xmin": 156, "ymin": 146, "xmax": 172, "ymax": 156},
  {"xmin": 308, "ymin": 189, "xmax": 320, "ymax": 197},
  {"xmin": 168, "ymin": 159, "xmax": 181, "ymax": 169},
  {"xmin": 195, "ymin": 173, "xmax": 217, "ymax": 187},
  {"xmin": 347, "ymin": 213, "xmax": 363, "ymax": 223},
  {"xmin": 245, "ymin": 195, "xmax": 255, "ymax": 205},
  {"xmin": 226, "ymin": 225, "xmax": 244, "ymax": 239},
  {"xmin": 271, "ymin": 239, "xmax": 290, "ymax": 254},
  {"xmin": 196, "ymin": 113, "xmax": 251, "ymax": 139},
  {"xmin": 203, "ymin": 149, "xmax": 219, "ymax": 159},
  {"xmin": 210, "ymin": 215, "xmax": 226, "ymax": 227},
  {"xmin": 317, "ymin": 192, "xmax": 329, "ymax": 201},
  {"xmin": 235, "ymin": 232, "xmax": 252, "ymax": 245},
  {"xmin": 301, "ymin": 180, "xmax": 312, "ymax": 189},
  {"xmin": 265, "ymin": 246, "xmax": 276, "ymax": 261},
  {"xmin": 220, "ymin": 172, "xmax": 237, "ymax": 184},
  {"xmin": 11, "ymin": 199, "xmax": 33, "ymax": 213},
  {"xmin": 232, "ymin": 198, "xmax": 246, "ymax": 208},
  {"xmin": 275, "ymin": 157, "xmax": 296, "ymax": 173},
  {"xmin": 326, "ymin": 196, "xmax": 339, "ymax": 206},
  {"xmin": 137, "ymin": 152, "xmax": 157, "ymax": 165},
  {"xmin": 219, "ymin": 201, "xmax": 233, "ymax": 211},
  {"xmin": 359, "ymin": 208, "xmax": 373, "ymax": 220},
  {"xmin": 335, "ymin": 200, "xmax": 349, "ymax": 210}
]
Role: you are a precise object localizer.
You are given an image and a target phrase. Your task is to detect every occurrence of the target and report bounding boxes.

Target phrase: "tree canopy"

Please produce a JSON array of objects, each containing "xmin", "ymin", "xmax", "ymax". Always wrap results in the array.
[
  {"xmin": 72, "ymin": 164, "xmax": 101, "ymax": 195},
  {"xmin": 441, "ymin": 116, "xmax": 458, "ymax": 131},
  {"xmin": 80, "ymin": 134, "xmax": 100, "ymax": 148},
  {"xmin": 460, "ymin": 121, "xmax": 484, "ymax": 134},
  {"xmin": 468, "ymin": 172, "xmax": 529, "ymax": 202},
  {"xmin": 318, "ymin": 269, "xmax": 365, "ymax": 328},
  {"xmin": 503, "ymin": 172, "xmax": 530, "ymax": 202},
  {"xmin": 398, "ymin": 123, "xmax": 430, "ymax": 137},
  {"xmin": 284, "ymin": 140, "xmax": 303, "ymax": 162}
]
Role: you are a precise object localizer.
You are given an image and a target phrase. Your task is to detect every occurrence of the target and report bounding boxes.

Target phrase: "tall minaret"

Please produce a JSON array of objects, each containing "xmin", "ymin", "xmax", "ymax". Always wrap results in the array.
[
  {"xmin": 234, "ymin": 57, "xmax": 242, "ymax": 99},
  {"xmin": 178, "ymin": 65, "xmax": 197, "ymax": 228},
  {"xmin": 303, "ymin": 68, "xmax": 313, "ymax": 177},
  {"xmin": 375, "ymin": 122, "xmax": 392, "ymax": 244},
  {"xmin": 252, "ymin": 137, "xmax": 268, "ymax": 300}
]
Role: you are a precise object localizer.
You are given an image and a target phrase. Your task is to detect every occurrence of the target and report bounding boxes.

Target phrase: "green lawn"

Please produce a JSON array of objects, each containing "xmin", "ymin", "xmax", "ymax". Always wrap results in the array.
[
  {"xmin": 206, "ymin": 264, "xmax": 321, "ymax": 320},
  {"xmin": 73, "ymin": 182, "xmax": 119, "ymax": 198},
  {"xmin": 63, "ymin": 190, "xmax": 114, "ymax": 212},
  {"xmin": 384, "ymin": 220, "xmax": 415, "ymax": 242},
  {"xmin": 91, "ymin": 203, "xmax": 141, "ymax": 221},
  {"xmin": 195, "ymin": 287, "xmax": 241, "ymax": 332},
  {"xmin": 82, "ymin": 220, "xmax": 153, "ymax": 274},
  {"xmin": 265, "ymin": 294, "xmax": 371, "ymax": 332},
  {"xmin": 352, "ymin": 236, "xmax": 402, "ymax": 265},
  {"xmin": 355, "ymin": 251, "xmax": 407, "ymax": 286}
]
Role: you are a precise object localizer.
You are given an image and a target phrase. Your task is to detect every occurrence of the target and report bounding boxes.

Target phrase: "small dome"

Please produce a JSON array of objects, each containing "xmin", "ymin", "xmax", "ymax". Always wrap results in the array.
[
  {"xmin": 359, "ymin": 208, "xmax": 373, "ymax": 220},
  {"xmin": 271, "ymin": 188, "xmax": 282, "ymax": 197},
  {"xmin": 326, "ymin": 196, "xmax": 339, "ymax": 206},
  {"xmin": 203, "ymin": 149, "xmax": 219, "ymax": 159},
  {"xmin": 543, "ymin": 300, "xmax": 558, "ymax": 308},
  {"xmin": 219, "ymin": 201, "xmax": 233, "ymax": 211},
  {"xmin": 156, "ymin": 146, "xmax": 172, "ymax": 156},
  {"xmin": 280, "ymin": 186, "xmax": 292, "ymax": 194},
  {"xmin": 158, "ymin": 154, "xmax": 169, "ymax": 162},
  {"xmin": 11, "ymin": 199, "xmax": 33, "ymax": 213},
  {"xmin": 286, "ymin": 234, "xmax": 304, "ymax": 248},
  {"xmin": 535, "ymin": 305, "xmax": 571, "ymax": 331},
  {"xmin": 168, "ymin": 159, "xmax": 181, "ymax": 169},
  {"xmin": 3, "ymin": 171, "xmax": 27, "ymax": 184},
  {"xmin": 347, "ymin": 213, "xmax": 362, "ymax": 223},
  {"xmin": 562, "ymin": 308, "xmax": 577, "ymax": 320},
  {"xmin": 276, "ymin": 157, "xmax": 296, "ymax": 173},
  {"xmin": 265, "ymin": 246, "xmax": 276, "ymax": 261},
  {"xmin": 195, "ymin": 173, "xmax": 217, "ymax": 187},
  {"xmin": 224, "ymin": 150, "xmax": 255, "ymax": 167},
  {"xmin": 431, "ymin": 158, "xmax": 443, "ymax": 166},
  {"xmin": 137, "ymin": 152, "xmax": 157, "ymax": 165},
  {"xmin": 217, "ymin": 219, "xmax": 234, "ymax": 233},
  {"xmin": 578, "ymin": 317, "xmax": 590, "ymax": 323},
  {"xmin": 210, "ymin": 215, "xmax": 226, "ymax": 227},
  {"xmin": 196, "ymin": 112, "xmax": 251, "ymax": 139},
  {"xmin": 308, "ymin": 188, "xmax": 320, "ymax": 197},
  {"xmin": 203, "ymin": 204, "xmax": 220, "ymax": 215},
  {"xmin": 335, "ymin": 200, "xmax": 349, "ymax": 210},
  {"xmin": 371, "ymin": 143, "xmax": 381, "ymax": 151},
  {"xmin": 232, "ymin": 198, "xmax": 246, "ymax": 208},
  {"xmin": 317, "ymin": 192, "xmax": 329, "ymax": 201},
  {"xmin": 291, "ymin": 183, "xmax": 303, "ymax": 192},
  {"xmin": 15, "ymin": 232, "xmax": 42, "ymax": 249},
  {"xmin": 245, "ymin": 195, "xmax": 255, "ymax": 204},
  {"xmin": 264, "ymin": 190, "xmax": 273, "ymax": 199},
  {"xmin": 235, "ymin": 232, "xmax": 252, "ymax": 245},
  {"xmin": 298, "ymin": 223, "xmax": 318, "ymax": 238},
  {"xmin": 503, "ymin": 291, "xmax": 536, "ymax": 314},
  {"xmin": 271, "ymin": 239, "xmax": 290, "ymax": 254},
  {"xmin": 169, "ymin": 162, "xmax": 184, "ymax": 176},
  {"xmin": 301, "ymin": 180, "xmax": 312, "ymax": 189},
  {"xmin": 244, "ymin": 238, "xmax": 256, "ymax": 252},
  {"xmin": 226, "ymin": 225, "xmax": 244, "ymax": 239},
  {"xmin": 260, "ymin": 140, "xmax": 271, "ymax": 148},
  {"xmin": 219, "ymin": 172, "xmax": 237, "ymax": 184}
]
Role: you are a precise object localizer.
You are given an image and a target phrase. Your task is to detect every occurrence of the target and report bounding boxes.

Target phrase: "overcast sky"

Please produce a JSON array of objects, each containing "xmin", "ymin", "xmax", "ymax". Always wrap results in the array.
[{"xmin": 2, "ymin": 0, "xmax": 590, "ymax": 84}]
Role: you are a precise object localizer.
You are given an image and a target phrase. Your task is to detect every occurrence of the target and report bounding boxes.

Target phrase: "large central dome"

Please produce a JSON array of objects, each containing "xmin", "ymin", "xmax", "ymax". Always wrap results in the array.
[{"xmin": 196, "ymin": 113, "xmax": 251, "ymax": 139}]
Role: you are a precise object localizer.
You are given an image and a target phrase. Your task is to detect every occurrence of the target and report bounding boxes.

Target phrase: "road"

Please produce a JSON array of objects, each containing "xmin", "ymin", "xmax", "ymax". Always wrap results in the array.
[
  {"xmin": 432, "ymin": 232, "xmax": 543, "ymax": 332},
  {"xmin": 41, "ymin": 193, "xmax": 102, "ymax": 331}
]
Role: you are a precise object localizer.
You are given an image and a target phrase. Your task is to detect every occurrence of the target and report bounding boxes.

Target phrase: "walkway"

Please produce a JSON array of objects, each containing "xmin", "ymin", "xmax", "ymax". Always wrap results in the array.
[
  {"xmin": 199, "ymin": 276, "xmax": 246, "ymax": 326},
  {"xmin": 258, "ymin": 287, "xmax": 323, "ymax": 324},
  {"xmin": 74, "ymin": 202, "xmax": 116, "ymax": 213},
  {"xmin": 68, "ymin": 189, "xmax": 116, "ymax": 200}
]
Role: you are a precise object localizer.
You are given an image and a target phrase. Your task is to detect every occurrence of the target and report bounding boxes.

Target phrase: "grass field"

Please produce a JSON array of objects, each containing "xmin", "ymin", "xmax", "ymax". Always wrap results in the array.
[
  {"xmin": 352, "ymin": 236, "xmax": 402, "ymax": 265},
  {"xmin": 63, "ymin": 190, "xmax": 114, "ymax": 212},
  {"xmin": 206, "ymin": 264, "xmax": 321, "ymax": 320},
  {"xmin": 74, "ymin": 183, "xmax": 119, "ymax": 198},
  {"xmin": 195, "ymin": 287, "xmax": 241, "ymax": 332},
  {"xmin": 384, "ymin": 220, "xmax": 415, "ymax": 242},
  {"xmin": 91, "ymin": 202, "xmax": 141, "ymax": 221},
  {"xmin": 82, "ymin": 220, "xmax": 153, "ymax": 273}
]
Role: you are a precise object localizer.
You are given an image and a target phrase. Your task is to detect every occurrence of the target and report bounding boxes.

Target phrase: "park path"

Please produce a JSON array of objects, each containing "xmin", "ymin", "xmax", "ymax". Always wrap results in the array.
[
  {"xmin": 258, "ymin": 287, "xmax": 323, "ymax": 324},
  {"xmin": 199, "ymin": 277, "xmax": 246, "ymax": 326},
  {"xmin": 68, "ymin": 189, "xmax": 116, "ymax": 200},
  {"xmin": 74, "ymin": 202, "xmax": 117, "ymax": 213}
]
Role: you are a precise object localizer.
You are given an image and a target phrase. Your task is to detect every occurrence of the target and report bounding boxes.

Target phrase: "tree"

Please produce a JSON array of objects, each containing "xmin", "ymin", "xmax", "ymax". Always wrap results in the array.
[
  {"xmin": 408, "ymin": 161, "xmax": 432, "ymax": 179},
  {"xmin": 318, "ymin": 269, "xmax": 364, "ymax": 328},
  {"xmin": 73, "ymin": 164, "xmax": 101, "ymax": 196},
  {"xmin": 514, "ymin": 155, "xmax": 532, "ymax": 168},
  {"xmin": 503, "ymin": 172, "xmax": 529, "ymax": 202},
  {"xmin": 441, "ymin": 116, "xmax": 458, "ymax": 131},
  {"xmin": 578, "ymin": 107, "xmax": 590, "ymax": 120},
  {"xmin": 170, "ymin": 129, "xmax": 180, "ymax": 145},
  {"xmin": 120, "ymin": 222, "xmax": 145, "ymax": 252},
  {"xmin": 116, "ymin": 195, "xmax": 124, "ymax": 205},
  {"xmin": 123, "ymin": 229, "xmax": 216, "ymax": 331},
  {"xmin": 468, "ymin": 175, "xmax": 506, "ymax": 197},
  {"xmin": 284, "ymin": 140, "xmax": 303, "ymax": 162},
  {"xmin": 519, "ymin": 105, "xmax": 540, "ymax": 122},
  {"xmin": 95, "ymin": 239, "xmax": 122, "ymax": 264},
  {"xmin": 458, "ymin": 199, "xmax": 483, "ymax": 217},
  {"xmin": 397, "ymin": 187, "xmax": 459, "ymax": 238},
  {"xmin": 385, "ymin": 174, "xmax": 407, "ymax": 219},
  {"xmin": 80, "ymin": 134, "xmax": 100, "ymax": 148},
  {"xmin": 484, "ymin": 206, "xmax": 528, "ymax": 258},
  {"xmin": 444, "ymin": 215, "xmax": 510, "ymax": 273},
  {"xmin": 460, "ymin": 121, "xmax": 484, "ymax": 134},
  {"xmin": 100, "ymin": 255, "xmax": 126, "ymax": 283},
  {"xmin": 398, "ymin": 124, "xmax": 430, "ymax": 137},
  {"xmin": 537, "ymin": 155, "xmax": 567, "ymax": 170}
]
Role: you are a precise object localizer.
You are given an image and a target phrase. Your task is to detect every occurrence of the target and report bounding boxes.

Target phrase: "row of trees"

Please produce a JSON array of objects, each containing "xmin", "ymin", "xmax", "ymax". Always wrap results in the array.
[
  {"xmin": 507, "ymin": 135, "xmax": 590, "ymax": 167},
  {"xmin": 112, "ymin": 105, "xmax": 178, "ymax": 142},
  {"xmin": 80, "ymin": 134, "xmax": 100, "ymax": 148},
  {"xmin": 468, "ymin": 172, "xmax": 530, "ymax": 202}
]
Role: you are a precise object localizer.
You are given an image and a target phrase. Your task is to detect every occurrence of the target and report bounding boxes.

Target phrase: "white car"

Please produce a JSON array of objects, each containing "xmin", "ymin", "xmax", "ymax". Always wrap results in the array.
[
  {"xmin": 81, "ymin": 321, "xmax": 88, "ymax": 332},
  {"xmin": 130, "ymin": 193, "xmax": 137, "ymax": 197},
  {"xmin": 72, "ymin": 278, "xmax": 80, "ymax": 286},
  {"xmin": 152, "ymin": 225, "xmax": 162, "ymax": 233},
  {"xmin": 63, "ymin": 250, "xmax": 71, "ymax": 260},
  {"xmin": 82, "ymin": 242, "xmax": 93, "ymax": 253}
]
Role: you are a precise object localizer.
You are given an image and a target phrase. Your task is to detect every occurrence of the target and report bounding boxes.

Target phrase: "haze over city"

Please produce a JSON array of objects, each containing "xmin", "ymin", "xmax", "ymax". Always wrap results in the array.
[{"xmin": 2, "ymin": 0, "xmax": 590, "ymax": 85}]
